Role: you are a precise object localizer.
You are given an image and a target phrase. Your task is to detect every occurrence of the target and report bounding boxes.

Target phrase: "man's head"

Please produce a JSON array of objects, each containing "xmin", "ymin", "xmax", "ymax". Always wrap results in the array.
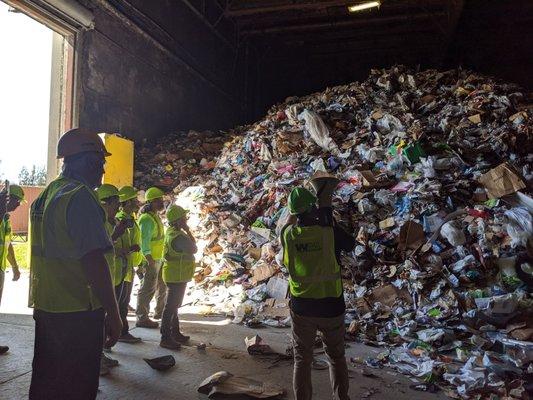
[
  {"xmin": 145, "ymin": 187, "xmax": 165, "ymax": 212},
  {"xmin": 166, "ymin": 204, "xmax": 188, "ymax": 229},
  {"xmin": 58, "ymin": 128, "xmax": 111, "ymax": 189},
  {"xmin": 119, "ymin": 186, "xmax": 140, "ymax": 214},
  {"xmin": 287, "ymin": 187, "xmax": 318, "ymax": 223},
  {"xmin": 97, "ymin": 184, "xmax": 120, "ymax": 218},
  {"xmin": 7, "ymin": 184, "xmax": 25, "ymax": 212}
]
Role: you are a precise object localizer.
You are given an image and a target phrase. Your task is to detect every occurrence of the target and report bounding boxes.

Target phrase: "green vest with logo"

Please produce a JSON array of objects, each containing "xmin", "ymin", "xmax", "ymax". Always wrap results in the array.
[
  {"xmin": 163, "ymin": 226, "xmax": 195, "ymax": 283},
  {"xmin": 139, "ymin": 211, "xmax": 164, "ymax": 260},
  {"xmin": 29, "ymin": 177, "xmax": 104, "ymax": 312},
  {"xmin": 282, "ymin": 225, "xmax": 342, "ymax": 299},
  {"xmin": 116, "ymin": 210, "xmax": 143, "ymax": 283},
  {"xmin": 0, "ymin": 216, "xmax": 11, "ymax": 272}
]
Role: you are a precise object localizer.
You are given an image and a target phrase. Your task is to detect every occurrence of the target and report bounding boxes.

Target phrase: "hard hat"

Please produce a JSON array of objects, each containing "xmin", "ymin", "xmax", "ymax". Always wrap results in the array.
[
  {"xmin": 166, "ymin": 204, "xmax": 188, "ymax": 223},
  {"xmin": 145, "ymin": 187, "xmax": 165, "ymax": 202},
  {"xmin": 287, "ymin": 187, "xmax": 317, "ymax": 215},
  {"xmin": 9, "ymin": 184, "xmax": 26, "ymax": 203},
  {"xmin": 97, "ymin": 184, "xmax": 119, "ymax": 201},
  {"xmin": 57, "ymin": 128, "xmax": 111, "ymax": 159},
  {"xmin": 119, "ymin": 186, "xmax": 138, "ymax": 203}
]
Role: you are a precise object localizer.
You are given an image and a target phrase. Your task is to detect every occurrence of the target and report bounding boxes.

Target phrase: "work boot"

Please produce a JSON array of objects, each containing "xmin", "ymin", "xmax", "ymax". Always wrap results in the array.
[
  {"xmin": 136, "ymin": 319, "xmax": 159, "ymax": 329},
  {"xmin": 0, "ymin": 346, "xmax": 8, "ymax": 355},
  {"xmin": 159, "ymin": 338, "xmax": 181, "ymax": 350},
  {"xmin": 118, "ymin": 332, "xmax": 142, "ymax": 344},
  {"xmin": 173, "ymin": 332, "xmax": 190, "ymax": 343},
  {"xmin": 101, "ymin": 352, "xmax": 119, "ymax": 368}
]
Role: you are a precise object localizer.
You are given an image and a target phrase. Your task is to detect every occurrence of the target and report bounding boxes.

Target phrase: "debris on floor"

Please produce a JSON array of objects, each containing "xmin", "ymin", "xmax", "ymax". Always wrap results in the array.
[
  {"xmin": 143, "ymin": 355, "xmax": 176, "ymax": 371},
  {"xmin": 136, "ymin": 65, "xmax": 533, "ymax": 399},
  {"xmin": 198, "ymin": 370, "xmax": 285, "ymax": 398}
]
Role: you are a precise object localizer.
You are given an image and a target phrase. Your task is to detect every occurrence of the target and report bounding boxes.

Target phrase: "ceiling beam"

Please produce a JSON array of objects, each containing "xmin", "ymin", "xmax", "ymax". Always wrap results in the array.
[{"xmin": 242, "ymin": 11, "xmax": 446, "ymax": 36}]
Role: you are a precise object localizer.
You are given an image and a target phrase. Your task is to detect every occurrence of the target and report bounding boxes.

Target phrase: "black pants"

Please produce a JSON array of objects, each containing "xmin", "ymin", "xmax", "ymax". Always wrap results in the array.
[
  {"xmin": 116, "ymin": 281, "xmax": 132, "ymax": 336},
  {"xmin": 160, "ymin": 282, "xmax": 187, "ymax": 339},
  {"xmin": 30, "ymin": 309, "xmax": 105, "ymax": 400}
]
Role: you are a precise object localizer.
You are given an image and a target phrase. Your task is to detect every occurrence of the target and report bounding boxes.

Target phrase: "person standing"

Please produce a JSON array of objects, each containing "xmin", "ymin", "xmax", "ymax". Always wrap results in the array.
[
  {"xmin": 281, "ymin": 186, "xmax": 355, "ymax": 400},
  {"xmin": 116, "ymin": 185, "xmax": 143, "ymax": 343},
  {"xmin": 0, "ymin": 184, "xmax": 24, "ymax": 354},
  {"xmin": 135, "ymin": 187, "xmax": 166, "ymax": 328},
  {"xmin": 28, "ymin": 128, "xmax": 122, "ymax": 400},
  {"xmin": 159, "ymin": 205, "xmax": 197, "ymax": 350},
  {"xmin": 96, "ymin": 183, "xmax": 130, "ymax": 373}
]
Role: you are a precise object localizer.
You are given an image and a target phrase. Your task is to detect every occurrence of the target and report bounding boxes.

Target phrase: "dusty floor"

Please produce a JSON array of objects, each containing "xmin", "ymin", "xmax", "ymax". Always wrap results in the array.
[{"xmin": 0, "ymin": 274, "xmax": 448, "ymax": 400}]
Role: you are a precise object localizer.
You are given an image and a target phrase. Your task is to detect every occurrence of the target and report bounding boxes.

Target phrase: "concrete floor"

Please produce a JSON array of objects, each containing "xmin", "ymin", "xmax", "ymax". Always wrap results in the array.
[{"xmin": 0, "ymin": 273, "xmax": 448, "ymax": 400}]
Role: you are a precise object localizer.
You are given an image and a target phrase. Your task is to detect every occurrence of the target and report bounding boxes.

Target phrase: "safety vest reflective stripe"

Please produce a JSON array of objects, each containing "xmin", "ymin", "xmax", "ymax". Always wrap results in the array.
[
  {"xmin": 29, "ymin": 177, "xmax": 104, "ymax": 313},
  {"xmin": 163, "ymin": 226, "xmax": 195, "ymax": 283}
]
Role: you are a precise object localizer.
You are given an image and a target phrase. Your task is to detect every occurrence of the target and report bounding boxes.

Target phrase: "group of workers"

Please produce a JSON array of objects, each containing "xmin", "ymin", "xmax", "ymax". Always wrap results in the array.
[{"xmin": 0, "ymin": 127, "xmax": 356, "ymax": 400}]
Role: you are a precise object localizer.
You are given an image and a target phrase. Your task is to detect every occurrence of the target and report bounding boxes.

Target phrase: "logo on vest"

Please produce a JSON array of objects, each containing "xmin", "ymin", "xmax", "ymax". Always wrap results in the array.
[{"xmin": 295, "ymin": 242, "xmax": 322, "ymax": 252}]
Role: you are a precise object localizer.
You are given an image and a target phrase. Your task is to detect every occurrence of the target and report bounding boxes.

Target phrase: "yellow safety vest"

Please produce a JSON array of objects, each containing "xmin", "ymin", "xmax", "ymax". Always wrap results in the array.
[
  {"xmin": 104, "ymin": 219, "xmax": 129, "ymax": 287},
  {"xmin": 29, "ymin": 177, "xmax": 105, "ymax": 312},
  {"xmin": 0, "ymin": 216, "xmax": 11, "ymax": 271},
  {"xmin": 282, "ymin": 225, "xmax": 342, "ymax": 299},
  {"xmin": 116, "ymin": 210, "xmax": 143, "ymax": 283},
  {"xmin": 162, "ymin": 226, "xmax": 195, "ymax": 283},
  {"xmin": 139, "ymin": 211, "xmax": 164, "ymax": 260}
]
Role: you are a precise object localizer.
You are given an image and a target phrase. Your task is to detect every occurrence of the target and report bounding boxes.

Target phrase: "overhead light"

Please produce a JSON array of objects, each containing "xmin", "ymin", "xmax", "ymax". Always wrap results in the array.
[{"xmin": 348, "ymin": 1, "xmax": 381, "ymax": 12}]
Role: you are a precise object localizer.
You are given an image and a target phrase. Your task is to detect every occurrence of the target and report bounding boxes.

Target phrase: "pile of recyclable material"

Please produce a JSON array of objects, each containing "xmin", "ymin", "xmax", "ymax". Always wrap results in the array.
[{"xmin": 136, "ymin": 66, "xmax": 532, "ymax": 399}]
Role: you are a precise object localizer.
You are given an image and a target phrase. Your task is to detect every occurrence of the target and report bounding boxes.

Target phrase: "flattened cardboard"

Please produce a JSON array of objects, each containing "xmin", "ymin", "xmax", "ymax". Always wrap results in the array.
[{"xmin": 479, "ymin": 163, "xmax": 526, "ymax": 199}]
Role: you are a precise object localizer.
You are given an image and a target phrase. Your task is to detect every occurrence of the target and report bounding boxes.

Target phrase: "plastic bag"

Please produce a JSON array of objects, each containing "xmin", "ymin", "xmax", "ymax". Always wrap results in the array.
[
  {"xmin": 420, "ymin": 156, "xmax": 436, "ymax": 178},
  {"xmin": 440, "ymin": 221, "xmax": 466, "ymax": 246},
  {"xmin": 504, "ymin": 207, "xmax": 532, "ymax": 248},
  {"xmin": 298, "ymin": 109, "xmax": 340, "ymax": 154},
  {"xmin": 374, "ymin": 189, "xmax": 396, "ymax": 207}
]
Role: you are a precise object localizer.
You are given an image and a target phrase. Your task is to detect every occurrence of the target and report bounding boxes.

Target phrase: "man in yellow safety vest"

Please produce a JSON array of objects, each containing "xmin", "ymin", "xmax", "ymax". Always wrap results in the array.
[
  {"xmin": 116, "ymin": 185, "xmax": 143, "ymax": 343},
  {"xmin": 280, "ymin": 186, "xmax": 355, "ymax": 400},
  {"xmin": 135, "ymin": 187, "xmax": 167, "ymax": 328},
  {"xmin": 28, "ymin": 128, "xmax": 122, "ymax": 400},
  {"xmin": 0, "ymin": 184, "xmax": 25, "ymax": 355},
  {"xmin": 159, "ymin": 204, "xmax": 197, "ymax": 350}
]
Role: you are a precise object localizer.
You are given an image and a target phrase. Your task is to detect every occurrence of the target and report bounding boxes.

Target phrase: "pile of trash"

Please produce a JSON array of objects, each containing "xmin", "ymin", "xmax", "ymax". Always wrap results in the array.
[{"xmin": 135, "ymin": 65, "xmax": 533, "ymax": 399}]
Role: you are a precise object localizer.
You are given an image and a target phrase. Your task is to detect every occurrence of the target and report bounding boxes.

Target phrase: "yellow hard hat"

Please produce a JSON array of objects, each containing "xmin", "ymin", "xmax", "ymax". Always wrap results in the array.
[
  {"xmin": 166, "ymin": 204, "xmax": 188, "ymax": 223},
  {"xmin": 9, "ymin": 184, "xmax": 26, "ymax": 203},
  {"xmin": 97, "ymin": 184, "xmax": 119, "ymax": 201},
  {"xmin": 145, "ymin": 187, "xmax": 165, "ymax": 202},
  {"xmin": 119, "ymin": 186, "xmax": 138, "ymax": 203},
  {"xmin": 57, "ymin": 128, "xmax": 111, "ymax": 159}
]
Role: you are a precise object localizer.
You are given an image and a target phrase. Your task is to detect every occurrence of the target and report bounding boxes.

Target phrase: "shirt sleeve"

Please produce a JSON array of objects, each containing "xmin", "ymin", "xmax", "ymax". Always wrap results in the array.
[
  {"xmin": 66, "ymin": 188, "xmax": 113, "ymax": 260},
  {"xmin": 333, "ymin": 226, "xmax": 356, "ymax": 254},
  {"xmin": 138, "ymin": 215, "xmax": 154, "ymax": 256},
  {"xmin": 171, "ymin": 235, "xmax": 197, "ymax": 254}
]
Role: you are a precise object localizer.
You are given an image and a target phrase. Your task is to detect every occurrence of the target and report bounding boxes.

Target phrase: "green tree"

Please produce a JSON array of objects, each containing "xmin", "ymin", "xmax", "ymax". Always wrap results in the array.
[{"xmin": 18, "ymin": 165, "xmax": 46, "ymax": 186}]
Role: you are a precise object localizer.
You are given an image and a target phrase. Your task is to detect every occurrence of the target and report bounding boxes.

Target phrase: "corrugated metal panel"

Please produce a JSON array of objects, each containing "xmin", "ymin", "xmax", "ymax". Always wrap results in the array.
[{"xmin": 9, "ymin": 186, "xmax": 44, "ymax": 235}]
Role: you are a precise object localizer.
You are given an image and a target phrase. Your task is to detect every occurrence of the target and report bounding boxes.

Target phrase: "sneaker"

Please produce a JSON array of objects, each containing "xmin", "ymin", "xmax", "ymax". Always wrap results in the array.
[
  {"xmin": 99, "ymin": 360, "xmax": 110, "ymax": 376},
  {"xmin": 136, "ymin": 319, "xmax": 159, "ymax": 329},
  {"xmin": 101, "ymin": 353, "xmax": 119, "ymax": 368},
  {"xmin": 173, "ymin": 333, "xmax": 190, "ymax": 343},
  {"xmin": 159, "ymin": 338, "xmax": 181, "ymax": 350},
  {"xmin": 152, "ymin": 313, "xmax": 162, "ymax": 320},
  {"xmin": 118, "ymin": 333, "xmax": 142, "ymax": 344},
  {"xmin": 0, "ymin": 346, "xmax": 9, "ymax": 355}
]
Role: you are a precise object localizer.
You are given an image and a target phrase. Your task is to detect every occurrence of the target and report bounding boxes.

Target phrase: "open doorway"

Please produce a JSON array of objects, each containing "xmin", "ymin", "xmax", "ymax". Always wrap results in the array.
[{"xmin": 0, "ymin": 0, "xmax": 76, "ymax": 315}]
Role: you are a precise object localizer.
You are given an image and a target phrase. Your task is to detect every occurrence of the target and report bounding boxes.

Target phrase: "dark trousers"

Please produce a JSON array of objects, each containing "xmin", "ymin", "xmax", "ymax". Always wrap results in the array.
[
  {"xmin": 30, "ymin": 309, "xmax": 105, "ymax": 400},
  {"xmin": 160, "ymin": 282, "xmax": 187, "ymax": 339},
  {"xmin": 116, "ymin": 281, "xmax": 132, "ymax": 335}
]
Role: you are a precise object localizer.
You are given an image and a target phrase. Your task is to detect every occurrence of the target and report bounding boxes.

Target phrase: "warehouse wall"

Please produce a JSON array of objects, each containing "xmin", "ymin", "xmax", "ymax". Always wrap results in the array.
[
  {"xmin": 445, "ymin": 0, "xmax": 532, "ymax": 90},
  {"xmin": 76, "ymin": 0, "xmax": 245, "ymax": 141}
]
